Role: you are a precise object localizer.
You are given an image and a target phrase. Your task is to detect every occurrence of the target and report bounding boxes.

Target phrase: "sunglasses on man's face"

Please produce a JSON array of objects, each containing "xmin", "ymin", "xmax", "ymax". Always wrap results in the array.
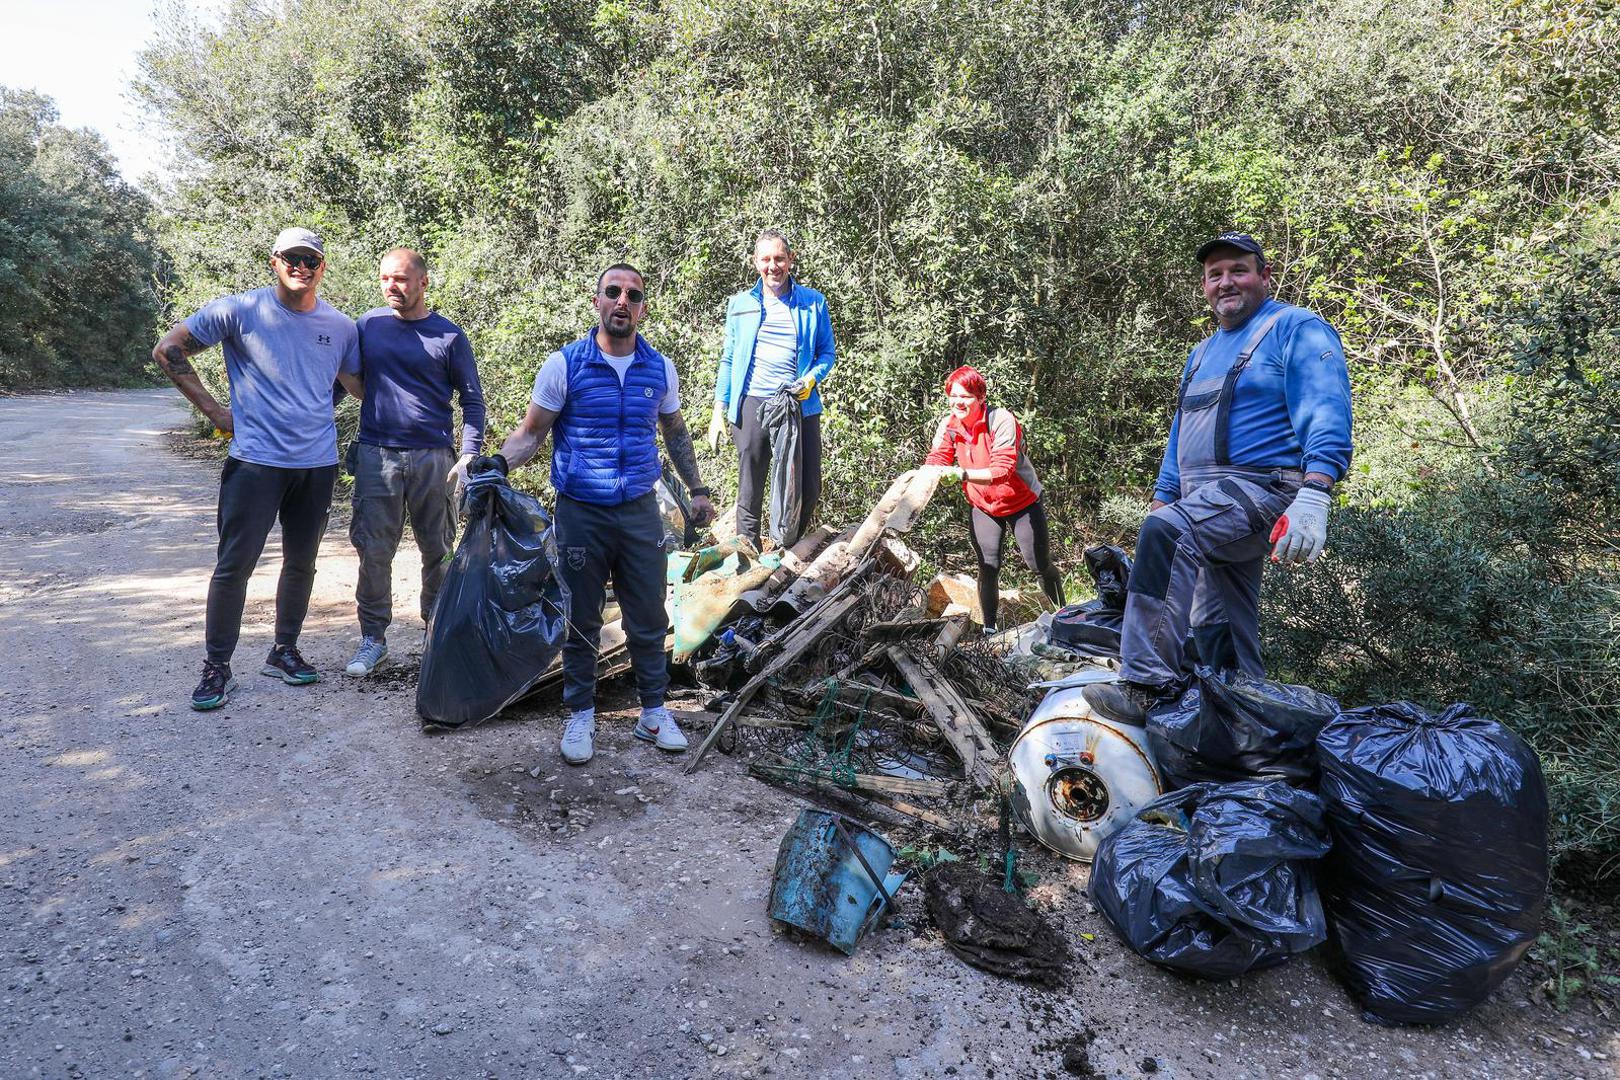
[
  {"xmin": 277, "ymin": 252, "xmax": 324, "ymax": 271},
  {"xmin": 601, "ymin": 284, "xmax": 645, "ymax": 304}
]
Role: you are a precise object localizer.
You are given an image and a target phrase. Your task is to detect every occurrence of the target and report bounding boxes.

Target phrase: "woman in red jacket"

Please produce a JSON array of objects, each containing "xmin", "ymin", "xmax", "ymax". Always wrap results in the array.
[{"xmin": 924, "ymin": 365, "xmax": 1065, "ymax": 632}]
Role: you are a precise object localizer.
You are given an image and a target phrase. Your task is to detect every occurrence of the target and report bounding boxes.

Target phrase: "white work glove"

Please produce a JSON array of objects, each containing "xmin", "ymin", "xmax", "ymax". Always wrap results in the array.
[
  {"xmin": 707, "ymin": 403, "xmax": 726, "ymax": 453},
  {"xmin": 1270, "ymin": 487, "xmax": 1331, "ymax": 565},
  {"xmin": 447, "ymin": 452, "xmax": 474, "ymax": 487}
]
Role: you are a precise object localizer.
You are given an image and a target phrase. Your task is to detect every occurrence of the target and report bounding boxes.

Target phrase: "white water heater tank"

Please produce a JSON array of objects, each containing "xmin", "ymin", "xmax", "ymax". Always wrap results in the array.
[{"xmin": 1007, "ymin": 674, "xmax": 1164, "ymax": 862}]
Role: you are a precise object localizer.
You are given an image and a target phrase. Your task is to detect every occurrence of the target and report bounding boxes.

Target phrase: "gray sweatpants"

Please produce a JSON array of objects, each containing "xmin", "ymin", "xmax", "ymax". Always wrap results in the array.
[
  {"xmin": 554, "ymin": 490, "xmax": 671, "ymax": 712},
  {"xmin": 1119, "ymin": 468, "xmax": 1300, "ymax": 688},
  {"xmin": 350, "ymin": 444, "xmax": 457, "ymax": 639}
]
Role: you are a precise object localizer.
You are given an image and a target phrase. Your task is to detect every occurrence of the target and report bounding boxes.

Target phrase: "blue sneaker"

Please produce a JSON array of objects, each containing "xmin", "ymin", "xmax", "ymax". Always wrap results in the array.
[{"xmin": 344, "ymin": 636, "xmax": 388, "ymax": 677}]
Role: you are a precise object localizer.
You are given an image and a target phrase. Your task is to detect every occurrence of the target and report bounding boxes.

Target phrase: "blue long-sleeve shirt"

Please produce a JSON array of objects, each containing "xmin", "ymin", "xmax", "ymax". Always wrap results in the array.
[
  {"xmin": 1154, "ymin": 298, "xmax": 1353, "ymax": 502},
  {"xmin": 355, "ymin": 308, "xmax": 485, "ymax": 456}
]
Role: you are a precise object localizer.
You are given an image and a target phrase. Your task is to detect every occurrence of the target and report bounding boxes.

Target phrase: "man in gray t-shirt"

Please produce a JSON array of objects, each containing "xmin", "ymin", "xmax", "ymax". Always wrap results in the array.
[{"xmin": 153, "ymin": 226, "xmax": 363, "ymax": 712}]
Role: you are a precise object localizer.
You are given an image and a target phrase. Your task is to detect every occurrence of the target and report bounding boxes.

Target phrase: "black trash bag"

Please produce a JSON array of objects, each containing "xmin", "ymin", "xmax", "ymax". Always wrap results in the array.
[
  {"xmin": 1088, "ymin": 780, "xmax": 1331, "ymax": 979},
  {"xmin": 1086, "ymin": 543, "xmax": 1132, "ymax": 610},
  {"xmin": 1316, "ymin": 702, "xmax": 1549, "ymax": 1025},
  {"xmin": 1048, "ymin": 544, "xmax": 1133, "ymax": 659},
  {"xmin": 417, "ymin": 471, "xmax": 570, "ymax": 729},
  {"xmin": 1147, "ymin": 666, "xmax": 1340, "ymax": 789}
]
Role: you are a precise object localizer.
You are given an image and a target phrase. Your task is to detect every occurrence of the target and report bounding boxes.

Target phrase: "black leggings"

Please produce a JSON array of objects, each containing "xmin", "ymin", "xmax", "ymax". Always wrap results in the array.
[
  {"xmin": 205, "ymin": 458, "xmax": 336, "ymax": 663},
  {"xmin": 966, "ymin": 497, "xmax": 1064, "ymax": 629}
]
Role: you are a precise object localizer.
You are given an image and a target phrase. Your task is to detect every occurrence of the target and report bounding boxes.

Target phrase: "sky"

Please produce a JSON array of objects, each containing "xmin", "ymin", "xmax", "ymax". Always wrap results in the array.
[{"xmin": 4, "ymin": 1, "xmax": 182, "ymax": 186}]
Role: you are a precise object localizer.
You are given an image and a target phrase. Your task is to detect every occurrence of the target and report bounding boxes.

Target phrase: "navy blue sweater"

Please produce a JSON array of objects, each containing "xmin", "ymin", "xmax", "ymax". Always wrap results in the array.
[{"xmin": 356, "ymin": 308, "xmax": 485, "ymax": 456}]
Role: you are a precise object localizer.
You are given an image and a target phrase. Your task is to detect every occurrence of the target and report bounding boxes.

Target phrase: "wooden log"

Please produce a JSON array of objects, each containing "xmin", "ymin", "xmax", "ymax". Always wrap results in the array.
[
  {"xmin": 774, "ymin": 469, "xmax": 939, "ymax": 615},
  {"xmin": 685, "ymin": 587, "xmax": 867, "ymax": 772},
  {"xmin": 886, "ymin": 645, "xmax": 1004, "ymax": 792}
]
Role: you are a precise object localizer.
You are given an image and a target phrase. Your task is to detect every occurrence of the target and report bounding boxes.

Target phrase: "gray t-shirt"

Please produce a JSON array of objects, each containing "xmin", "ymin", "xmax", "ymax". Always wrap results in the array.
[{"xmin": 185, "ymin": 287, "xmax": 360, "ymax": 468}]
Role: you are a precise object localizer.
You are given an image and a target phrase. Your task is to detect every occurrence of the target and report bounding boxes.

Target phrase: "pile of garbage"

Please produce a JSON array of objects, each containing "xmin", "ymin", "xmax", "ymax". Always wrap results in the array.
[{"xmin": 1085, "ymin": 665, "xmax": 1550, "ymax": 1026}]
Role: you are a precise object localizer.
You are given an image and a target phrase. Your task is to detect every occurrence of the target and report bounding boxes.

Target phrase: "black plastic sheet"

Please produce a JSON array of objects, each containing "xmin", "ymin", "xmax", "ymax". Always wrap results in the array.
[
  {"xmin": 416, "ymin": 472, "xmax": 570, "ymax": 729},
  {"xmin": 1147, "ymin": 666, "xmax": 1340, "ymax": 788},
  {"xmin": 1088, "ymin": 780, "xmax": 1331, "ymax": 979},
  {"xmin": 1317, "ymin": 702, "xmax": 1549, "ymax": 1025}
]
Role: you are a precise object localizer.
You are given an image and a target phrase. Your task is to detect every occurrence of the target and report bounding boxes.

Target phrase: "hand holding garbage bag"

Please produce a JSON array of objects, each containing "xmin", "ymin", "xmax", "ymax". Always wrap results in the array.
[
  {"xmin": 417, "ymin": 469, "xmax": 569, "ymax": 729},
  {"xmin": 1316, "ymin": 701, "xmax": 1548, "ymax": 1025},
  {"xmin": 1088, "ymin": 780, "xmax": 1332, "ymax": 979}
]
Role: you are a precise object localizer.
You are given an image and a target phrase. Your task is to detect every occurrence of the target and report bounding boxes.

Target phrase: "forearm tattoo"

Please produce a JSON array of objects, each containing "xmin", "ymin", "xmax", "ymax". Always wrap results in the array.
[
  {"xmin": 162, "ymin": 329, "xmax": 206, "ymax": 378},
  {"xmin": 663, "ymin": 420, "xmax": 705, "ymax": 491},
  {"xmin": 163, "ymin": 345, "xmax": 196, "ymax": 378}
]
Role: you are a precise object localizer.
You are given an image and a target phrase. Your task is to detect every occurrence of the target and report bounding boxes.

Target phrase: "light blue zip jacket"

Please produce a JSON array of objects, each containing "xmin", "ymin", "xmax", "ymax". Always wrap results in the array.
[{"xmin": 713, "ymin": 278, "xmax": 836, "ymax": 424}]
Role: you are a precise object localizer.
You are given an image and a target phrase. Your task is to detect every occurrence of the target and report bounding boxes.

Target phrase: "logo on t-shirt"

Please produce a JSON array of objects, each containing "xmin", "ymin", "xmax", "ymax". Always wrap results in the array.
[{"xmin": 317, "ymin": 333, "xmax": 332, "ymax": 346}]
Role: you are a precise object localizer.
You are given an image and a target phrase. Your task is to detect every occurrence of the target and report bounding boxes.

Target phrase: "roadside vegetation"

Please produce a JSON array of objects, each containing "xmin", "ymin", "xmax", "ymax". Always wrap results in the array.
[
  {"xmin": 0, "ymin": 89, "xmax": 161, "ymax": 391},
  {"xmin": 132, "ymin": 0, "xmax": 1619, "ymax": 897}
]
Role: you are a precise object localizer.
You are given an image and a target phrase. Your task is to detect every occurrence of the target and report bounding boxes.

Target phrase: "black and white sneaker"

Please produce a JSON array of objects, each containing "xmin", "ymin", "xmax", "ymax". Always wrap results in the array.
[
  {"xmin": 261, "ymin": 644, "xmax": 320, "ymax": 685},
  {"xmin": 191, "ymin": 661, "xmax": 237, "ymax": 711}
]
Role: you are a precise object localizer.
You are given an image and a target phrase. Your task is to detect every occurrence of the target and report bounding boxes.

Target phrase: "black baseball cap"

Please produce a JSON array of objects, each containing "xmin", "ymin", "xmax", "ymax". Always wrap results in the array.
[{"xmin": 1196, "ymin": 232, "xmax": 1266, "ymax": 266}]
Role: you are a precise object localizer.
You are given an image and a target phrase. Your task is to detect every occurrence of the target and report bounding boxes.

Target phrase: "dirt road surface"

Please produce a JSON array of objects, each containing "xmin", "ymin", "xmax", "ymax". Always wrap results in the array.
[{"xmin": 2, "ymin": 389, "xmax": 1613, "ymax": 1080}]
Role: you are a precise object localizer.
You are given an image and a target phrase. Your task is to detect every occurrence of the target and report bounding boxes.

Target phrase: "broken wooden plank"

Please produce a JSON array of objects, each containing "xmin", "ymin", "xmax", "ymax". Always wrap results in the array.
[
  {"xmin": 685, "ymin": 588, "xmax": 867, "ymax": 772},
  {"xmin": 887, "ymin": 645, "xmax": 1004, "ymax": 792}
]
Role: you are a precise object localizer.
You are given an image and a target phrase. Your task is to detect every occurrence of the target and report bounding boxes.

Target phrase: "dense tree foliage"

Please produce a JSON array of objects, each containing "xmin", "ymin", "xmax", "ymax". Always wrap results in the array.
[
  {"xmin": 136, "ymin": 0, "xmax": 1620, "ymax": 877},
  {"xmin": 0, "ymin": 90, "xmax": 161, "ymax": 390}
]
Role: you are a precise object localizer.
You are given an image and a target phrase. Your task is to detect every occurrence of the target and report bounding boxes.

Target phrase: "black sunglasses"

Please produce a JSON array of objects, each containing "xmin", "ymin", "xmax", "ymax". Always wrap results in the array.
[
  {"xmin": 276, "ymin": 251, "xmax": 324, "ymax": 271},
  {"xmin": 602, "ymin": 284, "xmax": 645, "ymax": 304}
]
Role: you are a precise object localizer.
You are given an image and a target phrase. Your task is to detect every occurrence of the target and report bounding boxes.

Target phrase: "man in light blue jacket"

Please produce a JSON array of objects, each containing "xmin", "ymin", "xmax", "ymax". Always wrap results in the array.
[{"xmin": 706, "ymin": 229, "xmax": 836, "ymax": 549}]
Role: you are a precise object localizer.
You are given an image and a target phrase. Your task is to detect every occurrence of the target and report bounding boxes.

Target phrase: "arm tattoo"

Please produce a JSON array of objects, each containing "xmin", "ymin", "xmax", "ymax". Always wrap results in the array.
[
  {"xmin": 163, "ymin": 345, "xmax": 196, "ymax": 378},
  {"xmin": 179, "ymin": 329, "xmax": 204, "ymax": 353},
  {"xmin": 662, "ymin": 419, "xmax": 705, "ymax": 491}
]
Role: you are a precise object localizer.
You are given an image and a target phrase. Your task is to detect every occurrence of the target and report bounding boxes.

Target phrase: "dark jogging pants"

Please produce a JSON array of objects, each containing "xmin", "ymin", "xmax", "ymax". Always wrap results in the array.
[
  {"xmin": 205, "ymin": 458, "xmax": 337, "ymax": 664},
  {"xmin": 553, "ymin": 490, "xmax": 670, "ymax": 713}
]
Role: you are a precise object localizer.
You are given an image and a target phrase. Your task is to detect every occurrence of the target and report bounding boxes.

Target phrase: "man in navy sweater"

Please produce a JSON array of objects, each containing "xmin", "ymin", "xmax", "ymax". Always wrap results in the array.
[
  {"xmin": 480, "ymin": 263, "xmax": 716, "ymax": 765},
  {"xmin": 343, "ymin": 247, "xmax": 486, "ymax": 676},
  {"xmin": 1085, "ymin": 233, "xmax": 1353, "ymax": 724}
]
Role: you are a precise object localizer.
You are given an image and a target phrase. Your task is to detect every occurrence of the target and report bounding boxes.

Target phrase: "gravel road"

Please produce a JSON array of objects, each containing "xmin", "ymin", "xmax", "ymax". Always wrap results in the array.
[{"xmin": 1, "ymin": 389, "xmax": 1612, "ymax": 1080}]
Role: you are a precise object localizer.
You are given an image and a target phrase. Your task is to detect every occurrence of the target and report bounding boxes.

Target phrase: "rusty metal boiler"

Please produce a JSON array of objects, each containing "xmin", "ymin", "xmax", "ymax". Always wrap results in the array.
[{"xmin": 1007, "ymin": 673, "xmax": 1164, "ymax": 861}]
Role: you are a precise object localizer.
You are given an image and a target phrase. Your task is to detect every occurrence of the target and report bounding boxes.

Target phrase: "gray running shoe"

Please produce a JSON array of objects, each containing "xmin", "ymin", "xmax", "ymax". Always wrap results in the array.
[
  {"xmin": 633, "ymin": 706, "xmax": 688, "ymax": 752},
  {"xmin": 344, "ymin": 636, "xmax": 388, "ymax": 677}
]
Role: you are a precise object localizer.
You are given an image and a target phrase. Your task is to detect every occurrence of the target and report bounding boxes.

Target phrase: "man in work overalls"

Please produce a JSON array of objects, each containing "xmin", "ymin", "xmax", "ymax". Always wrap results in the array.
[{"xmin": 1084, "ymin": 233, "xmax": 1353, "ymax": 724}]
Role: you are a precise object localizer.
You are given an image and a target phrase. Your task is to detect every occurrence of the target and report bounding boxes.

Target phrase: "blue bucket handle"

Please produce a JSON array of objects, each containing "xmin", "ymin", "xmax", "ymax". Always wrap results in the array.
[{"xmin": 831, "ymin": 816, "xmax": 904, "ymax": 940}]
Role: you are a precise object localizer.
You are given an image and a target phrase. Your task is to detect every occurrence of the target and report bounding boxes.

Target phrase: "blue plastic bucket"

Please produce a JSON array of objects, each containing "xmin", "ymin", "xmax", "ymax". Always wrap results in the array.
[{"xmin": 768, "ymin": 809, "xmax": 906, "ymax": 955}]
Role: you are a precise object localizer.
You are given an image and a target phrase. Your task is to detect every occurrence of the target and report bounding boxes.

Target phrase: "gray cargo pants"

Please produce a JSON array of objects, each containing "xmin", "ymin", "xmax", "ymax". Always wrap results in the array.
[
  {"xmin": 1119, "ymin": 468, "xmax": 1300, "ymax": 688},
  {"xmin": 350, "ymin": 443, "xmax": 457, "ymax": 639},
  {"xmin": 554, "ymin": 490, "xmax": 671, "ymax": 712}
]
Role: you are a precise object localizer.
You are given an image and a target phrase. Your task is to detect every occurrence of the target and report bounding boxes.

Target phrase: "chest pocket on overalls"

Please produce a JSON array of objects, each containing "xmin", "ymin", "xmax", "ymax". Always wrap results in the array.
[{"xmin": 1174, "ymin": 307, "xmax": 1289, "ymax": 474}]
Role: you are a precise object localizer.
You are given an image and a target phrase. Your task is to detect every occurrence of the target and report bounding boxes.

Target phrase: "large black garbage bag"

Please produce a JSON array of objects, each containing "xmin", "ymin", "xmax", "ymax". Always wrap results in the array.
[
  {"xmin": 1048, "ymin": 545, "xmax": 1133, "ymax": 659},
  {"xmin": 1147, "ymin": 666, "xmax": 1340, "ymax": 789},
  {"xmin": 417, "ymin": 472, "xmax": 570, "ymax": 729},
  {"xmin": 1316, "ymin": 702, "xmax": 1548, "ymax": 1025},
  {"xmin": 1088, "ymin": 780, "xmax": 1332, "ymax": 979}
]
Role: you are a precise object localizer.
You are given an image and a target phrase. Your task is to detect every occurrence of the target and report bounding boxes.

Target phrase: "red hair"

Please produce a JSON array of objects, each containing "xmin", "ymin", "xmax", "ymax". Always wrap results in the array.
[{"xmin": 944, "ymin": 365, "xmax": 986, "ymax": 399}]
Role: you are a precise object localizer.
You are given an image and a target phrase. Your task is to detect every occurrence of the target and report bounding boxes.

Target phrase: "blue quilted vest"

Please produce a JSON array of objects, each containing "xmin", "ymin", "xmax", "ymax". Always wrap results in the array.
[{"xmin": 552, "ymin": 331, "xmax": 668, "ymax": 505}]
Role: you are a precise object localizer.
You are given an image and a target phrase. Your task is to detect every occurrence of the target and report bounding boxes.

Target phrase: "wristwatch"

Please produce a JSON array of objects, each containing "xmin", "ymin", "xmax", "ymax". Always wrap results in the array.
[
  {"xmin": 1302, "ymin": 477, "xmax": 1334, "ymax": 495},
  {"xmin": 688, "ymin": 486, "xmax": 711, "ymax": 498}
]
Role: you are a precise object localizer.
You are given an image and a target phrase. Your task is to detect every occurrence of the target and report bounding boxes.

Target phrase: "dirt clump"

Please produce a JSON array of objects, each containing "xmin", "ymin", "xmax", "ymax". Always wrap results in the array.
[{"xmin": 924, "ymin": 862, "xmax": 1070, "ymax": 985}]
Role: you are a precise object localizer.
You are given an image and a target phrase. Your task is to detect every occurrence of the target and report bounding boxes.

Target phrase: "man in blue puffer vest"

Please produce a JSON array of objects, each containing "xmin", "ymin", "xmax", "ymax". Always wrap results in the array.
[
  {"xmin": 705, "ymin": 229, "xmax": 837, "ymax": 549},
  {"xmin": 479, "ymin": 264, "xmax": 717, "ymax": 765}
]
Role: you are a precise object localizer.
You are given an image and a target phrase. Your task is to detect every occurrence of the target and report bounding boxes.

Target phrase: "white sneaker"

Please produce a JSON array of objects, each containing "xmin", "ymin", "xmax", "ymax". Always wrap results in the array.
[
  {"xmin": 560, "ymin": 709, "xmax": 596, "ymax": 765},
  {"xmin": 344, "ymin": 636, "xmax": 388, "ymax": 677},
  {"xmin": 633, "ymin": 706, "xmax": 688, "ymax": 753}
]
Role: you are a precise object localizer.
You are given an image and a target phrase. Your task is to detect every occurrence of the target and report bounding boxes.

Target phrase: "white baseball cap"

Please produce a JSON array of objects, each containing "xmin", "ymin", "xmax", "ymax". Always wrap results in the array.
[{"xmin": 271, "ymin": 227, "xmax": 325, "ymax": 257}]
